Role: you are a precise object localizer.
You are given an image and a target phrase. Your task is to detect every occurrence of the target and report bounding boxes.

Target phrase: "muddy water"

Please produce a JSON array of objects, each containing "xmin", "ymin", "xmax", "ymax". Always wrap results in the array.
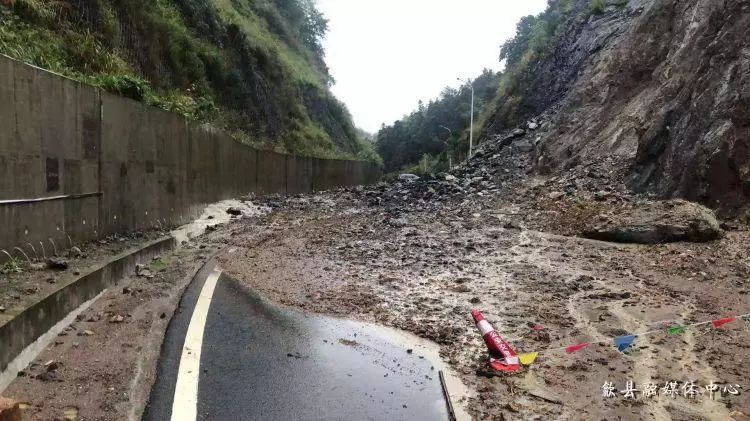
[
  {"xmin": 171, "ymin": 200, "xmax": 269, "ymax": 244},
  {"xmin": 360, "ymin": 322, "xmax": 473, "ymax": 420}
]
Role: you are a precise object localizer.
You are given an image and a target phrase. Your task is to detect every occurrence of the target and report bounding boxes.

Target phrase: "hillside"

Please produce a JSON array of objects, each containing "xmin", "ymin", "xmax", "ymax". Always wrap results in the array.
[
  {"xmin": 0, "ymin": 0, "xmax": 378, "ymax": 161},
  {"xmin": 479, "ymin": 0, "xmax": 750, "ymax": 216},
  {"xmin": 376, "ymin": 69, "xmax": 500, "ymax": 173}
]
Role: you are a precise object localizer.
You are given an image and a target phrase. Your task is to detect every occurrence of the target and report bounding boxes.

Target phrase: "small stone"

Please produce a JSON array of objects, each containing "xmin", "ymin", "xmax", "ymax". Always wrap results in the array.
[
  {"xmin": 30, "ymin": 263, "xmax": 45, "ymax": 271},
  {"xmin": 109, "ymin": 315, "xmax": 125, "ymax": 323},
  {"xmin": 511, "ymin": 128, "xmax": 526, "ymax": 137},
  {"xmin": 594, "ymin": 191, "xmax": 610, "ymax": 201},
  {"xmin": 68, "ymin": 246, "xmax": 83, "ymax": 258},
  {"xmin": 81, "ymin": 330, "xmax": 95, "ymax": 336},
  {"xmin": 46, "ymin": 257, "xmax": 69, "ymax": 270},
  {"xmin": 397, "ymin": 174, "xmax": 420, "ymax": 183},
  {"xmin": 44, "ymin": 360, "xmax": 59, "ymax": 372},
  {"xmin": 514, "ymin": 141, "xmax": 533, "ymax": 153},
  {"xmin": 226, "ymin": 207, "xmax": 243, "ymax": 216},
  {"xmin": 388, "ymin": 218, "xmax": 409, "ymax": 228},
  {"xmin": 720, "ymin": 222, "xmax": 738, "ymax": 231},
  {"xmin": 135, "ymin": 264, "xmax": 154, "ymax": 279},
  {"xmin": 35, "ymin": 371, "xmax": 59, "ymax": 382},
  {"xmin": 0, "ymin": 306, "xmax": 5, "ymax": 313}
]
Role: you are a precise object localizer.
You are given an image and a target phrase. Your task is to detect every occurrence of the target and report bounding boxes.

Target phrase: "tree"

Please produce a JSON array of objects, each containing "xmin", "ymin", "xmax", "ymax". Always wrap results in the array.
[{"xmin": 376, "ymin": 69, "xmax": 501, "ymax": 172}]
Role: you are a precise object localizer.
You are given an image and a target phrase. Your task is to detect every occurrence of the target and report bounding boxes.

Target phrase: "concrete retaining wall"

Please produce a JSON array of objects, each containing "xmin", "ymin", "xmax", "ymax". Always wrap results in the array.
[{"xmin": 0, "ymin": 55, "xmax": 380, "ymax": 253}]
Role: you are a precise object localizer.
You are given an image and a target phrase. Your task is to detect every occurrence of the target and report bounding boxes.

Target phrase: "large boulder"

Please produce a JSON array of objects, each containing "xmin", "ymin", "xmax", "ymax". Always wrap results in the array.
[{"xmin": 582, "ymin": 200, "xmax": 723, "ymax": 244}]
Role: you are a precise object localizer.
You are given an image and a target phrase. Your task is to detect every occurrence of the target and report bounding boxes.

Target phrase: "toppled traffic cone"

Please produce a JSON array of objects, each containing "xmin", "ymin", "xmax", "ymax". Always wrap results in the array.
[
  {"xmin": 471, "ymin": 310, "xmax": 521, "ymax": 373},
  {"xmin": 0, "ymin": 397, "xmax": 22, "ymax": 421}
]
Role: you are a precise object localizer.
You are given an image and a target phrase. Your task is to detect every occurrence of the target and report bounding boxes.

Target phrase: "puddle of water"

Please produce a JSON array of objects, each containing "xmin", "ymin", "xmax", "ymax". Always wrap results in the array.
[
  {"xmin": 171, "ymin": 200, "xmax": 269, "ymax": 244},
  {"xmin": 355, "ymin": 321, "xmax": 473, "ymax": 421}
]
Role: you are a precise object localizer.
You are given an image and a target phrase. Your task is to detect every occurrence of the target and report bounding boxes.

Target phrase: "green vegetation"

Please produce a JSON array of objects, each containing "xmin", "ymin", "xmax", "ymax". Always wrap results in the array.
[
  {"xmin": 477, "ymin": 0, "xmax": 577, "ymax": 133},
  {"xmin": 589, "ymin": 0, "xmax": 605, "ymax": 15},
  {"xmin": 149, "ymin": 256, "xmax": 171, "ymax": 272},
  {"xmin": 375, "ymin": 0, "xmax": 605, "ymax": 174},
  {"xmin": 376, "ymin": 69, "xmax": 500, "ymax": 173},
  {"xmin": 1, "ymin": 257, "xmax": 26, "ymax": 274},
  {"xmin": 478, "ymin": 0, "xmax": 627, "ymax": 135},
  {"xmin": 0, "ymin": 0, "xmax": 377, "ymax": 162}
]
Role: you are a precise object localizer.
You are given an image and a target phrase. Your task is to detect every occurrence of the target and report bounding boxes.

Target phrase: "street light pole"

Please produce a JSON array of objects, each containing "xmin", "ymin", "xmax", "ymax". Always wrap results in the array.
[{"xmin": 458, "ymin": 78, "xmax": 475, "ymax": 158}]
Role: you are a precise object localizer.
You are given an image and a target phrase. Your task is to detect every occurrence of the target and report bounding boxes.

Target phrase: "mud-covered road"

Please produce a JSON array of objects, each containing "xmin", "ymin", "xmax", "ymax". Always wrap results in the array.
[{"xmin": 209, "ymin": 182, "xmax": 750, "ymax": 420}]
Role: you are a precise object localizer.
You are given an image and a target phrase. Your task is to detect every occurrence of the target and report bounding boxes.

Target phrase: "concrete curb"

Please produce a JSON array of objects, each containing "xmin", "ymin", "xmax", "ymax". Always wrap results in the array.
[{"xmin": 0, "ymin": 236, "xmax": 176, "ymax": 373}]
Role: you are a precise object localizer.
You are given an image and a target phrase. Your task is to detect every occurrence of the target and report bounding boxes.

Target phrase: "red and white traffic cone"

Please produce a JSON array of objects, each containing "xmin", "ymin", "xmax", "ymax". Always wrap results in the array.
[{"xmin": 471, "ymin": 310, "xmax": 521, "ymax": 373}]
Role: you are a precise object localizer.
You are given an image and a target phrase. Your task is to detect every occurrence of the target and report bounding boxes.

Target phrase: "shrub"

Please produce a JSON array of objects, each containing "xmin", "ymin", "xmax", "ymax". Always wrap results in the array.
[
  {"xmin": 589, "ymin": 0, "xmax": 606, "ymax": 15},
  {"xmin": 1, "ymin": 258, "xmax": 26, "ymax": 274},
  {"xmin": 12, "ymin": 0, "xmax": 55, "ymax": 26},
  {"xmin": 94, "ymin": 74, "xmax": 151, "ymax": 101}
]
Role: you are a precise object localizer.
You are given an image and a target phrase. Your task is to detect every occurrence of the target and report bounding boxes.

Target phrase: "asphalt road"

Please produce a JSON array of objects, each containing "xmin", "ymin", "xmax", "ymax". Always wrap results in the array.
[{"xmin": 144, "ymin": 260, "xmax": 449, "ymax": 421}]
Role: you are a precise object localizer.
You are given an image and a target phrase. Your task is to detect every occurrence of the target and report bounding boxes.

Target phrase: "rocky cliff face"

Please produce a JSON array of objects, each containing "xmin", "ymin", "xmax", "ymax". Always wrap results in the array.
[{"xmin": 484, "ymin": 0, "xmax": 750, "ymax": 217}]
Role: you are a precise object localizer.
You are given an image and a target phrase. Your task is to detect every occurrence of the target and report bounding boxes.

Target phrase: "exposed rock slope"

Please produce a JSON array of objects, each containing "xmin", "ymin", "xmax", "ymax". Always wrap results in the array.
[{"xmin": 484, "ymin": 0, "xmax": 750, "ymax": 217}]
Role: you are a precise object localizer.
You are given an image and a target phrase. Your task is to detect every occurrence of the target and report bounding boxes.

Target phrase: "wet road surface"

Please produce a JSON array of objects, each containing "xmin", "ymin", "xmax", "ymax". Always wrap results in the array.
[{"xmin": 144, "ymin": 260, "xmax": 449, "ymax": 420}]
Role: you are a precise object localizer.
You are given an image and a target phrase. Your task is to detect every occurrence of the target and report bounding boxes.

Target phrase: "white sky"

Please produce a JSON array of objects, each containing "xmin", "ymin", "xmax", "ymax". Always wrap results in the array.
[{"xmin": 315, "ymin": 0, "xmax": 548, "ymax": 133}]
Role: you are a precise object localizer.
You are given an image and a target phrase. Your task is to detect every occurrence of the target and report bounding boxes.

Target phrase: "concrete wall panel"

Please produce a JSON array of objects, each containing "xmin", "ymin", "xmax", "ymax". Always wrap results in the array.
[
  {"xmin": 0, "ymin": 55, "xmax": 380, "ymax": 254},
  {"xmin": 0, "ymin": 57, "xmax": 15, "ymax": 154},
  {"xmin": 38, "ymin": 68, "xmax": 77, "ymax": 163},
  {"xmin": 64, "ymin": 195, "xmax": 99, "ymax": 244},
  {"xmin": 286, "ymin": 155, "xmax": 312, "ymax": 194},
  {"xmin": 257, "ymin": 150, "xmax": 287, "ymax": 194},
  {"xmin": 13, "ymin": 61, "xmax": 42, "ymax": 159}
]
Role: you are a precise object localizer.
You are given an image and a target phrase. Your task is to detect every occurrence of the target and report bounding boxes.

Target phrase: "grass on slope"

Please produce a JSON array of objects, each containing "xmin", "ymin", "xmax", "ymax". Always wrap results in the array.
[
  {"xmin": 213, "ymin": 0, "xmax": 326, "ymax": 86},
  {"xmin": 0, "ymin": 0, "xmax": 377, "ymax": 163}
]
